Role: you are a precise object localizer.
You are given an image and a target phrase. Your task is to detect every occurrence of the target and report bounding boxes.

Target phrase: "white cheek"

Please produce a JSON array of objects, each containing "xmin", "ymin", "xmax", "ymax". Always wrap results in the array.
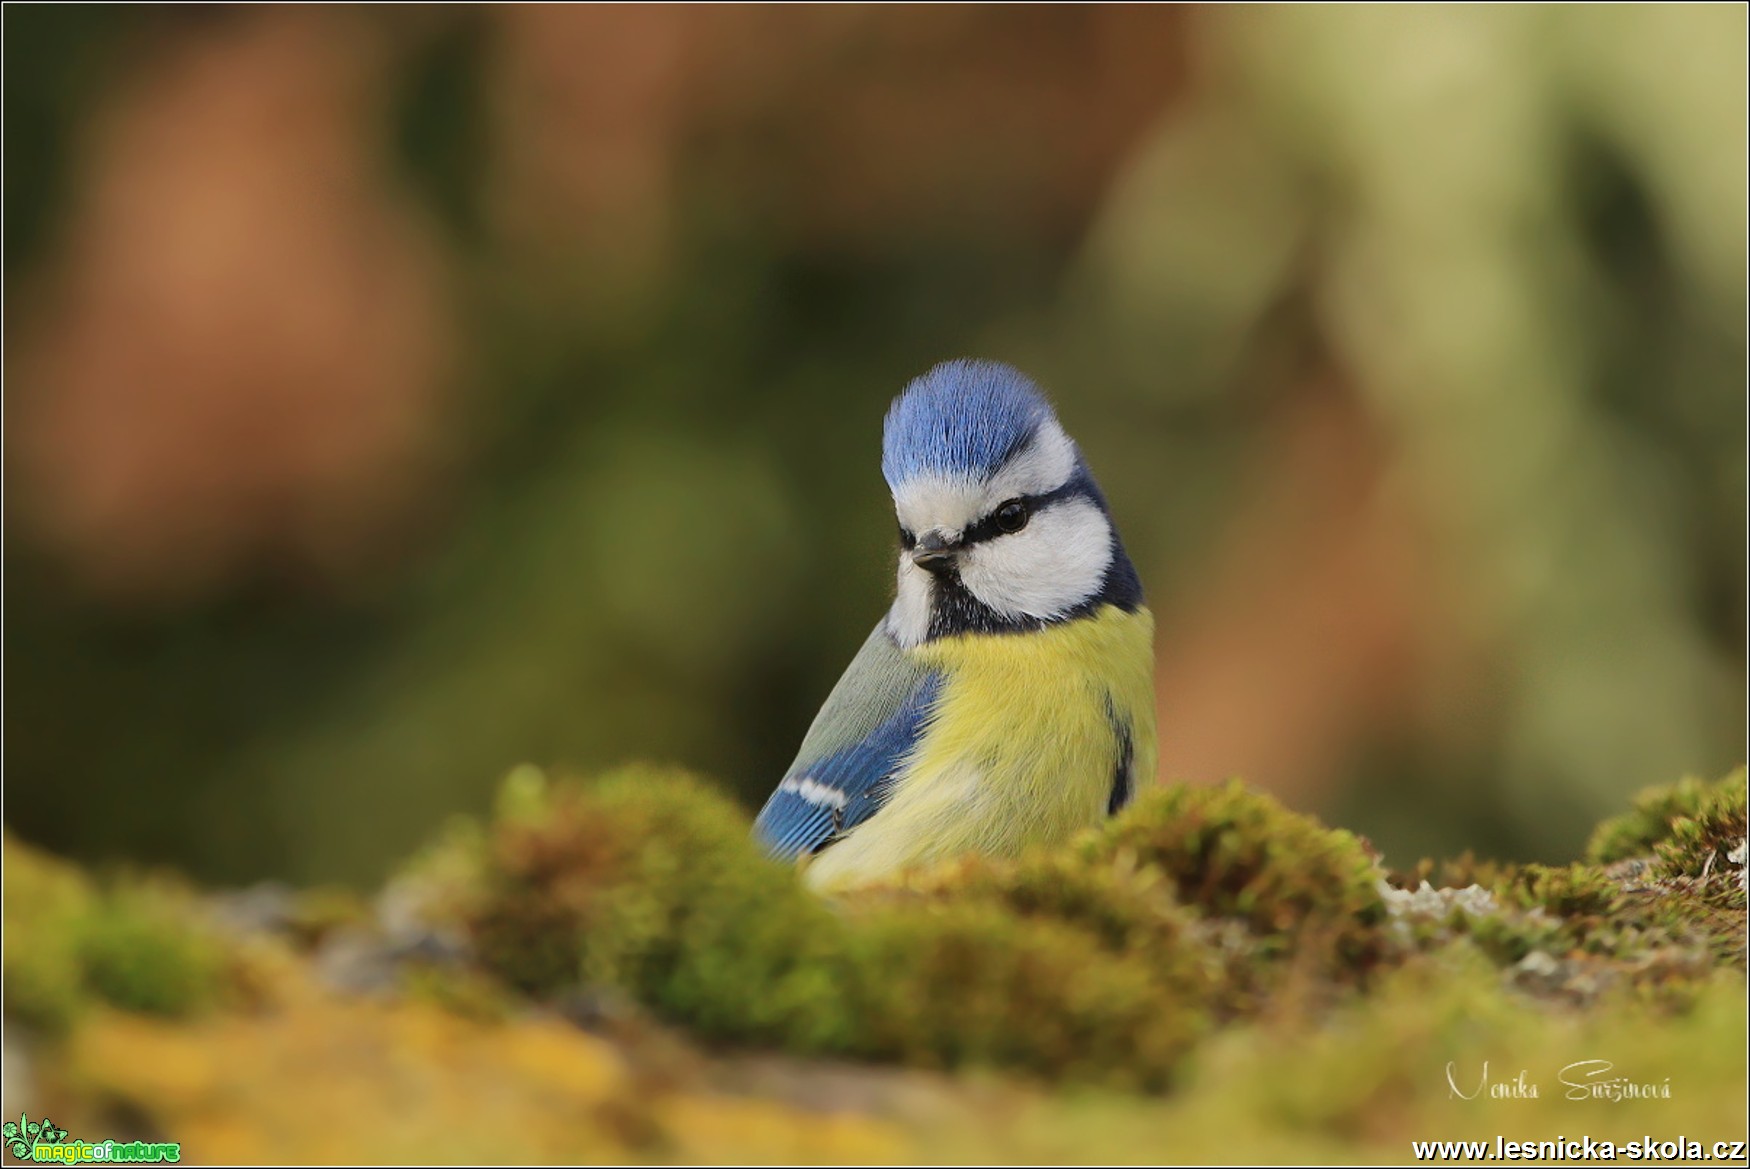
[
  {"xmin": 885, "ymin": 555, "xmax": 933, "ymax": 648},
  {"xmin": 957, "ymin": 498, "xmax": 1113, "ymax": 620}
]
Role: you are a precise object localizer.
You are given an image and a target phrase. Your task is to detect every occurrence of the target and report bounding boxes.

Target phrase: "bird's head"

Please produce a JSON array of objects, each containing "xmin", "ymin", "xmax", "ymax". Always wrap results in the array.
[{"xmin": 880, "ymin": 359, "xmax": 1141, "ymax": 646}]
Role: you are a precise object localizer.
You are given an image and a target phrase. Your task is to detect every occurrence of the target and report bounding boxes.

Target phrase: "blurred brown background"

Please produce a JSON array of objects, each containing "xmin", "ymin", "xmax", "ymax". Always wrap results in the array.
[{"xmin": 4, "ymin": 4, "xmax": 1744, "ymax": 886}]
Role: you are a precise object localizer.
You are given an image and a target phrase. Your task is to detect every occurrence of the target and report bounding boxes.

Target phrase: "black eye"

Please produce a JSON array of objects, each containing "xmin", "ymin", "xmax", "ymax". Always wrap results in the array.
[
  {"xmin": 995, "ymin": 499, "xmax": 1029, "ymax": 534},
  {"xmin": 898, "ymin": 526, "xmax": 917, "ymax": 550}
]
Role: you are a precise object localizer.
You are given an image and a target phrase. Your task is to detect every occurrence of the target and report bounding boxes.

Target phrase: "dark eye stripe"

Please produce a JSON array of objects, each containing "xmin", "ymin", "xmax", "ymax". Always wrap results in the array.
[{"xmin": 961, "ymin": 480, "xmax": 1081, "ymax": 545}]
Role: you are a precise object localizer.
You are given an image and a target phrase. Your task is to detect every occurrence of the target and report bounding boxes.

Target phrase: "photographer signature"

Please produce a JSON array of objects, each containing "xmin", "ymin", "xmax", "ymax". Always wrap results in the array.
[{"xmin": 1447, "ymin": 1059, "xmax": 1673, "ymax": 1101}]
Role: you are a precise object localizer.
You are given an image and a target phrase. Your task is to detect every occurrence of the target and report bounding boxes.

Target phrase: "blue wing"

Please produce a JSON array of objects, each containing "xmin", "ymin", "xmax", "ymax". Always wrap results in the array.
[{"xmin": 754, "ymin": 620, "xmax": 941, "ymax": 861}]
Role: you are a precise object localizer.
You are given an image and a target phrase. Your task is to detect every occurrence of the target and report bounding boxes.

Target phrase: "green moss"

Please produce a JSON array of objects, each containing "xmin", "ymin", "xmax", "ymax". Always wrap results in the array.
[
  {"xmin": 1649, "ymin": 769, "xmax": 1747, "ymax": 880},
  {"xmin": 75, "ymin": 882, "xmax": 229, "ymax": 1017},
  {"xmin": 1080, "ymin": 781, "xmax": 1390, "ymax": 978},
  {"xmin": 1429, "ymin": 854, "xmax": 1744, "ymax": 994},
  {"xmin": 15, "ymin": 761, "xmax": 1741, "ymax": 1106},
  {"xmin": 452, "ymin": 771, "xmax": 1430, "ymax": 1087},
  {"xmin": 1452, "ymin": 907, "xmax": 1562, "ymax": 966},
  {"xmin": 1570, "ymin": 769, "xmax": 1746, "ymax": 972},
  {"xmin": 840, "ymin": 852, "xmax": 1218, "ymax": 1087},
  {"xmin": 844, "ymin": 901, "xmax": 1199, "ymax": 1090},
  {"xmin": 5, "ymin": 751, "xmax": 1743, "ymax": 1169},
  {"xmin": 1375, "ymin": 773, "xmax": 1747, "ymax": 993},
  {"xmin": 858, "ymin": 849, "xmax": 1198, "ymax": 964},
  {"xmin": 3, "ymin": 833, "xmax": 95, "ymax": 1032},
  {"xmin": 1587, "ymin": 768, "xmax": 1746, "ymax": 864},
  {"xmin": 456, "ymin": 766, "xmax": 1222, "ymax": 1087},
  {"xmin": 459, "ymin": 768, "xmax": 1742, "ymax": 1081},
  {"xmin": 1494, "ymin": 862, "xmax": 1617, "ymax": 917},
  {"xmin": 3, "ymin": 835, "xmax": 235, "ymax": 1026},
  {"xmin": 1392, "ymin": 850, "xmax": 1518, "ymax": 893},
  {"xmin": 466, "ymin": 765, "xmax": 856, "ymax": 1047}
]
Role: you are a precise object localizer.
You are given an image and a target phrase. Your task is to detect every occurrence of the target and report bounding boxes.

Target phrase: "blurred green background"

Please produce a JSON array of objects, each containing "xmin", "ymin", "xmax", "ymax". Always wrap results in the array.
[{"xmin": 3, "ymin": 5, "xmax": 1744, "ymax": 887}]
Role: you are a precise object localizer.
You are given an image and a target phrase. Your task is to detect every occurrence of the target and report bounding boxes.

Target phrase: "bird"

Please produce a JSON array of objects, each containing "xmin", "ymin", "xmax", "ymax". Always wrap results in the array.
[{"xmin": 752, "ymin": 358, "xmax": 1157, "ymax": 892}]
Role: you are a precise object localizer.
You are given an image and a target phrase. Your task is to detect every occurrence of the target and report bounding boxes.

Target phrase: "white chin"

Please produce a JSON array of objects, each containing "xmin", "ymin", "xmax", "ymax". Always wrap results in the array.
[{"xmin": 887, "ymin": 556, "xmax": 934, "ymax": 647}]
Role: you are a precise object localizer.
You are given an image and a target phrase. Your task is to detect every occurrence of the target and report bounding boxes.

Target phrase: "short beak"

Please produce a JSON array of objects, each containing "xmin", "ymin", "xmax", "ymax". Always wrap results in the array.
[{"xmin": 910, "ymin": 529, "xmax": 962, "ymax": 574}]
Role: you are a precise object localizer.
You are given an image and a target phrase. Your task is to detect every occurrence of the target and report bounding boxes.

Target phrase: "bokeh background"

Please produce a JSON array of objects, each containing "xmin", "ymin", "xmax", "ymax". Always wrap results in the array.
[{"xmin": 4, "ymin": 5, "xmax": 1744, "ymax": 888}]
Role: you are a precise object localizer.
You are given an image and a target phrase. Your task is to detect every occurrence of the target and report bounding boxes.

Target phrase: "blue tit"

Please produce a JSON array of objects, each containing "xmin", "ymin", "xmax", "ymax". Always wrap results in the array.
[{"xmin": 753, "ymin": 358, "xmax": 1157, "ymax": 892}]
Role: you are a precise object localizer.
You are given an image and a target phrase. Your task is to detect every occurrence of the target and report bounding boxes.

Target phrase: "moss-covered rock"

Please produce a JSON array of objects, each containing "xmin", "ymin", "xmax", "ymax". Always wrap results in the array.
[
  {"xmin": 455, "ymin": 767, "xmax": 1218, "ymax": 1087},
  {"xmin": 838, "ymin": 853, "xmax": 1217, "ymax": 1088},
  {"xmin": 438, "ymin": 766, "xmax": 1747, "ymax": 1084},
  {"xmin": 4, "ymin": 765, "xmax": 1744, "ymax": 1163},
  {"xmin": 464, "ymin": 765, "xmax": 856, "ymax": 1048},
  {"xmin": 1587, "ymin": 767, "xmax": 1747, "ymax": 866},
  {"xmin": 3, "ymin": 836, "xmax": 243, "ymax": 1031},
  {"xmin": 74, "ymin": 882, "xmax": 231, "ymax": 1017},
  {"xmin": 3, "ymin": 833, "xmax": 96, "ymax": 1033},
  {"xmin": 1086, "ymin": 782, "xmax": 1382, "ymax": 925},
  {"xmin": 1080, "ymin": 780, "xmax": 1392, "ymax": 989},
  {"xmin": 1385, "ymin": 771, "xmax": 1748, "ymax": 1001}
]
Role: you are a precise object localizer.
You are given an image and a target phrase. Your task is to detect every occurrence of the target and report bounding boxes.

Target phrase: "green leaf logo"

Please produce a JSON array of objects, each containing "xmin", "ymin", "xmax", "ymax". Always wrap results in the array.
[
  {"xmin": 6, "ymin": 1113, "xmax": 32, "ymax": 1158},
  {"xmin": 4, "ymin": 1113, "xmax": 69, "ymax": 1156}
]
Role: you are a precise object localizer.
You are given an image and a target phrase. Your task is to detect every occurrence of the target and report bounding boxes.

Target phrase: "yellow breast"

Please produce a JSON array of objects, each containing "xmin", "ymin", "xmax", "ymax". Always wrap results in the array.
[{"xmin": 803, "ymin": 604, "xmax": 1156, "ymax": 892}]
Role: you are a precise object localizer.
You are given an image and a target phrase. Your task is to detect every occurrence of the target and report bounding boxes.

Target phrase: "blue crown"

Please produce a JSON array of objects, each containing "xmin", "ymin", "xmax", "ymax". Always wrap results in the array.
[{"xmin": 881, "ymin": 360, "xmax": 1055, "ymax": 487}]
